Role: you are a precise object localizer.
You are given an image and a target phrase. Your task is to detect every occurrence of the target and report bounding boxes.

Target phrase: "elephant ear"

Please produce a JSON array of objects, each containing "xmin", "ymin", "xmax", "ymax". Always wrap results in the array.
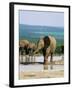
[{"xmin": 43, "ymin": 36, "xmax": 50, "ymax": 48}]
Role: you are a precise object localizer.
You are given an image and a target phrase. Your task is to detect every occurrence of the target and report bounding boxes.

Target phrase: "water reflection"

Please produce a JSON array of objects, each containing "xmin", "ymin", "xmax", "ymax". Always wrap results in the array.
[
  {"xmin": 50, "ymin": 64, "xmax": 53, "ymax": 70},
  {"xmin": 43, "ymin": 64, "xmax": 53, "ymax": 70},
  {"xmin": 20, "ymin": 64, "xmax": 64, "ymax": 72},
  {"xmin": 43, "ymin": 65, "xmax": 48, "ymax": 70}
]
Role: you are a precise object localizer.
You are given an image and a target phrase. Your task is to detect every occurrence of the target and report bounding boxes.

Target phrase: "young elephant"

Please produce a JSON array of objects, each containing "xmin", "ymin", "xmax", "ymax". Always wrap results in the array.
[
  {"xmin": 34, "ymin": 36, "xmax": 56, "ymax": 65},
  {"xmin": 27, "ymin": 42, "xmax": 37, "ymax": 63}
]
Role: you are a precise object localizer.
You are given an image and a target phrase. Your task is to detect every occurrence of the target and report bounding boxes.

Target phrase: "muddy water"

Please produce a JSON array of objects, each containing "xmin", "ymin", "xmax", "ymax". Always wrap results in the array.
[{"xmin": 20, "ymin": 64, "xmax": 64, "ymax": 72}]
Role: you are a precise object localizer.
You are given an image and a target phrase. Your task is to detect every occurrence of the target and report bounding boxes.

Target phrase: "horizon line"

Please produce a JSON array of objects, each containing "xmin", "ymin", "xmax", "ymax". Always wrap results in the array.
[{"xmin": 19, "ymin": 24, "xmax": 64, "ymax": 28}]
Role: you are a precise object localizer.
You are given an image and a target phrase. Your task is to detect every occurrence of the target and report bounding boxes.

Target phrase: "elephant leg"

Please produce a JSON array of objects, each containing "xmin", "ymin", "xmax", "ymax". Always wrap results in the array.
[
  {"xmin": 44, "ymin": 55, "xmax": 48, "ymax": 65},
  {"xmin": 20, "ymin": 51, "xmax": 23, "ymax": 63},
  {"xmin": 50, "ymin": 53, "xmax": 53, "ymax": 63},
  {"xmin": 34, "ymin": 56, "xmax": 35, "ymax": 63},
  {"xmin": 30, "ymin": 56, "xmax": 32, "ymax": 63}
]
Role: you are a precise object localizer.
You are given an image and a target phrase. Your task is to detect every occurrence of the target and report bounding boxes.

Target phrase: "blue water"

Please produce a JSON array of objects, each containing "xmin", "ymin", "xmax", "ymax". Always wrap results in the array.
[{"xmin": 19, "ymin": 24, "xmax": 64, "ymax": 46}]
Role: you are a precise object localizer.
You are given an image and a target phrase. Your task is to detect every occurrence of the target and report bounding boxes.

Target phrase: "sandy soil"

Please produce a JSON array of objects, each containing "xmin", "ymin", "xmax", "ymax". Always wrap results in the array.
[{"xmin": 20, "ymin": 70, "xmax": 64, "ymax": 79}]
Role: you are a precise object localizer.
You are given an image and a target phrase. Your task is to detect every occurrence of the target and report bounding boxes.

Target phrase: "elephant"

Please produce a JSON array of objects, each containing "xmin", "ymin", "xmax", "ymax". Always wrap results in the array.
[
  {"xmin": 19, "ymin": 40, "xmax": 36, "ymax": 55},
  {"xmin": 27, "ymin": 42, "xmax": 37, "ymax": 63},
  {"xmin": 28, "ymin": 42, "xmax": 36, "ymax": 54},
  {"xmin": 19, "ymin": 39, "xmax": 29, "ymax": 55},
  {"xmin": 19, "ymin": 40, "xmax": 37, "ymax": 63},
  {"xmin": 34, "ymin": 35, "xmax": 56, "ymax": 65},
  {"xmin": 19, "ymin": 39, "xmax": 30, "ymax": 63}
]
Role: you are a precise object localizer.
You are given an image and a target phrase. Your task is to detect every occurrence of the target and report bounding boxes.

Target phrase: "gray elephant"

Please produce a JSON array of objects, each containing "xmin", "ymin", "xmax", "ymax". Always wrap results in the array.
[
  {"xmin": 19, "ymin": 39, "xmax": 29, "ymax": 55},
  {"xmin": 19, "ymin": 40, "xmax": 36, "ymax": 63},
  {"xmin": 19, "ymin": 39, "xmax": 30, "ymax": 63},
  {"xmin": 34, "ymin": 35, "xmax": 56, "ymax": 65}
]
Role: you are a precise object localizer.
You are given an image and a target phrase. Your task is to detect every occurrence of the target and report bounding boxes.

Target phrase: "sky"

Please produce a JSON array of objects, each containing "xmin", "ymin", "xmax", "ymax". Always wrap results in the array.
[{"xmin": 19, "ymin": 10, "xmax": 64, "ymax": 27}]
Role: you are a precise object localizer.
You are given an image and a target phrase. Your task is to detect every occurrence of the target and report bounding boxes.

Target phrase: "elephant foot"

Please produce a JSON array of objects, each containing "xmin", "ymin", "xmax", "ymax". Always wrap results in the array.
[{"xmin": 44, "ymin": 59, "xmax": 48, "ymax": 65}]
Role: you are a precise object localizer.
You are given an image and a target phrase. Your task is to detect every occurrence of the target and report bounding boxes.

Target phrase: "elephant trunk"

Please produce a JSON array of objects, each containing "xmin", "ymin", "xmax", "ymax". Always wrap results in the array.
[{"xmin": 34, "ymin": 46, "xmax": 42, "ymax": 54}]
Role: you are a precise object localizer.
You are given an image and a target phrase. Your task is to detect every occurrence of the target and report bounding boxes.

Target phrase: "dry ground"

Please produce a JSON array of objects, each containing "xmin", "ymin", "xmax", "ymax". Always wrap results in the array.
[{"xmin": 20, "ymin": 70, "xmax": 64, "ymax": 79}]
